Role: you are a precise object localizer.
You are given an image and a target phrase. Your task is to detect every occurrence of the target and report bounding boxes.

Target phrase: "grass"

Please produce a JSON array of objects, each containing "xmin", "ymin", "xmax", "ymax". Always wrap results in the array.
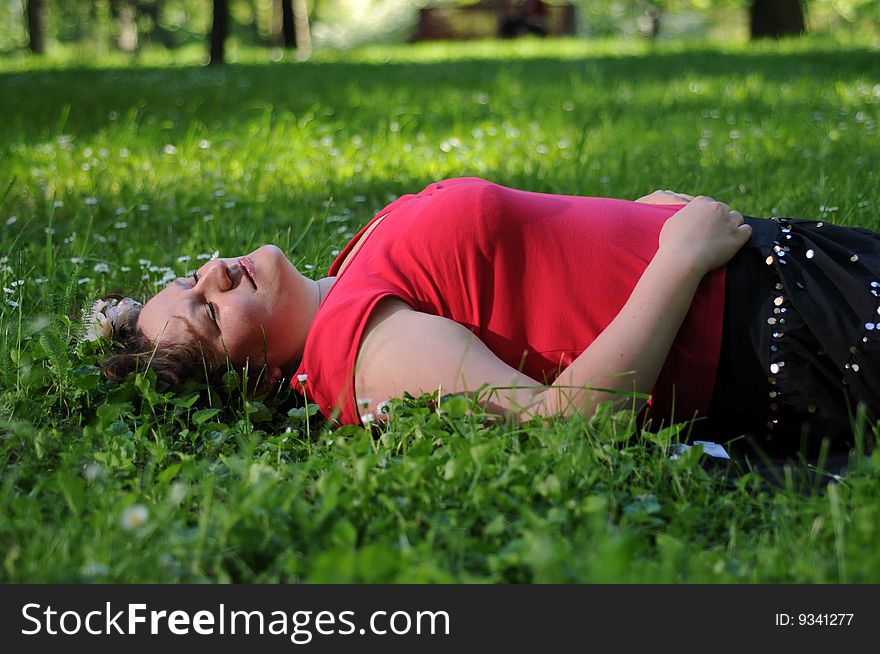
[{"xmin": 1, "ymin": 37, "xmax": 880, "ymax": 583}]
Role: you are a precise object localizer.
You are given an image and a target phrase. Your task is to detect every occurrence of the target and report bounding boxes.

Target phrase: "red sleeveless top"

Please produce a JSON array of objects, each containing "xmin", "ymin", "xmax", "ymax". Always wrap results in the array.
[{"xmin": 292, "ymin": 178, "xmax": 725, "ymax": 427}]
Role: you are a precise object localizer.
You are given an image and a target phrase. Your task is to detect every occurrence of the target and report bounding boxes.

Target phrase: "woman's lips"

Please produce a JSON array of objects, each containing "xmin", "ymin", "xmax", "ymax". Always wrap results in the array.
[{"xmin": 239, "ymin": 257, "xmax": 257, "ymax": 288}]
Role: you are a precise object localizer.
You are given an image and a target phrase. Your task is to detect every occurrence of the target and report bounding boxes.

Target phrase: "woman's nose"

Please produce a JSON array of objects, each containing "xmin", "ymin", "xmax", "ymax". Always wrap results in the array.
[{"xmin": 199, "ymin": 260, "xmax": 232, "ymax": 291}]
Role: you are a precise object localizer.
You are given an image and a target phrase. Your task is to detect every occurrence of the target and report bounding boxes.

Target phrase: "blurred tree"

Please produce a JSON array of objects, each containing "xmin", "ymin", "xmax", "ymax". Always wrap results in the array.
[
  {"xmin": 110, "ymin": 0, "xmax": 139, "ymax": 52},
  {"xmin": 210, "ymin": 0, "xmax": 229, "ymax": 63},
  {"xmin": 294, "ymin": 0, "xmax": 310, "ymax": 54},
  {"xmin": 281, "ymin": 0, "xmax": 296, "ymax": 46},
  {"xmin": 25, "ymin": 0, "xmax": 46, "ymax": 54},
  {"xmin": 750, "ymin": 0, "xmax": 806, "ymax": 37}
]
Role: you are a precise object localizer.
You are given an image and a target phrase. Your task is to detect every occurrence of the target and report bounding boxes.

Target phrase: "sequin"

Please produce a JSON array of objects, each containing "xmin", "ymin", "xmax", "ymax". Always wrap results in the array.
[
  {"xmin": 773, "ymin": 308, "xmax": 781, "ymax": 315},
  {"xmin": 765, "ymin": 255, "xmax": 774, "ymax": 265},
  {"xmin": 808, "ymin": 403, "xmax": 817, "ymax": 413},
  {"xmin": 770, "ymin": 363, "xmax": 780, "ymax": 374},
  {"xmin": 867, "ymin": 323, "xmax": 876, "ymax": 330},
  {"xmin": 774, "ymin": 296, "xmax": 784, "ymax": 306},
  {"xmin": 775, "ymin": 283, "xmax": 784, "ymax": 290},
  {"xmin": 768, "ymin": 317, "xmax": 777, "ymax": 325},
  {"xmin": 850, "ymin": 346, "xmax": 859, "ymax": 354},
  {"xmin": 853, "ymin": 364, "xmax": 860, "ymax": 372},
  {"xmin": 851, "ymin": 254, "xmax": 859, "ymax": 262},
  {"xmin": 806, "ymin": 249, "xmax": 814, "ymax": 259},
  {"xmin": 817, "ymin": 222, "xmax": 824, "ymax": 227},
  {"xmin": 769, "ymin": 391, "xmax": 778, "ymax": 398},
  {"xmin": 872, "ymin": 282, "xmax": 879, "ymax": 288},
  {"xmin": 796, "ymin": 282, "xmax": 804, "ymax": 289}
]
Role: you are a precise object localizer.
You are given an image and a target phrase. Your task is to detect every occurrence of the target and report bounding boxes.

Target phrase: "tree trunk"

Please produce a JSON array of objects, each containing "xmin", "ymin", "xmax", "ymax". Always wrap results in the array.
[
  {"xmin": 281, "ymin": 0, "xmax": 296, "ymax": 48},
  {"xmin": 111, "ymin": 0, "xmax": 139, "ymax": 53},
  {"xmin": 750, "ymin": 0, "xmax": 806, "ymax": 39},
  {"xmin": 209, "ymin": 0, "xmax": 229, "ymax": 65},
  {"xmin": 26, "ymin": 0, "xmax": 46, "ymax": 55},
  {"xmin": 293, "ymin": 0, "xmax": 311, "ymax": 56}
]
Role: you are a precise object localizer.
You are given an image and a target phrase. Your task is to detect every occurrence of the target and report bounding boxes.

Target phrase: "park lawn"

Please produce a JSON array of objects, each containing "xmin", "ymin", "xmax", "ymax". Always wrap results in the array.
[{"xmin": 1, "ymin": 37, "xmax": 880, "ymax": 583}]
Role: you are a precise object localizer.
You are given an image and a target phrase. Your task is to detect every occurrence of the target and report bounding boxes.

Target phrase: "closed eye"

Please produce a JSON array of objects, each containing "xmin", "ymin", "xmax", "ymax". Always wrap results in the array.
[{"xmin": 191, "ymin": 271, "xmax": 220, "ymax": 329}]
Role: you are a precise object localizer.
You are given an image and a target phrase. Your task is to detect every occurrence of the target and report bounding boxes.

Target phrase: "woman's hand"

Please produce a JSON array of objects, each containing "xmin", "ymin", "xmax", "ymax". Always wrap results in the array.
[
  {"xmin": 635, "ymin": 189, "xmax": 695, "ymax": 205},
  {"xmin": 658, "ymin": 195, "xmax": 751, "ymax": 274}
]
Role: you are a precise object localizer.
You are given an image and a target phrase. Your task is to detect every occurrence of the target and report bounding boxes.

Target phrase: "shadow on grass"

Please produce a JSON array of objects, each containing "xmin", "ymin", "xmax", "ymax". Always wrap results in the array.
[{"xmin": 2, "ymin": 47, "xmax": 878, "ymax": 144}]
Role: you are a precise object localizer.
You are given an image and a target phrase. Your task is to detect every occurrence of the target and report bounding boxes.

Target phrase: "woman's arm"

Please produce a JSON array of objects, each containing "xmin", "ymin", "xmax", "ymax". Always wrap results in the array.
[
  {"xmin": 354, "ymin": 197, "xmax": 750, "ymax": 425},
  {"xmin": 634, "ymin": 189, "xmax": 694, "ymax": 205},
  {"xmin": 528, "ymin": 196, "xmax": 749, "ymax": 421}
]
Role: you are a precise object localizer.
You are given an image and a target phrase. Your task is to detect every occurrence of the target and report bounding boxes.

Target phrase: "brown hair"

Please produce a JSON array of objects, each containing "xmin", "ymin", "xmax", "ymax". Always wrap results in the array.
[{"xmin": 98, "ymin": 294, "xmax": 228, "ymax": 388}]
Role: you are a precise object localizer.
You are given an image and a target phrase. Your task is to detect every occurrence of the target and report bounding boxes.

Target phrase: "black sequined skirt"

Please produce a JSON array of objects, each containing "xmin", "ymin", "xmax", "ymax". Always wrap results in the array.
[{"xmin": 702, "ymin": 214, "xmax": 880, "ymax": 457}]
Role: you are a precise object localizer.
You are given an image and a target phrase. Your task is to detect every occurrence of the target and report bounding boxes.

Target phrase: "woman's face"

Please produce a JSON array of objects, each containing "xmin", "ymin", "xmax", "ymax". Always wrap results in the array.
[{"xmin": 138, "ymin": 244, "xmax": 306, "ymax": 372}]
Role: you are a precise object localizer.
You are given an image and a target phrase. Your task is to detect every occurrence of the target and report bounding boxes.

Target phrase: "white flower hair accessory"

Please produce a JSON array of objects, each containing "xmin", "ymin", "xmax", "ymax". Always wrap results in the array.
[{"xmin": 81, "ymin": 296, "xmax": 142, "ymax": 343}]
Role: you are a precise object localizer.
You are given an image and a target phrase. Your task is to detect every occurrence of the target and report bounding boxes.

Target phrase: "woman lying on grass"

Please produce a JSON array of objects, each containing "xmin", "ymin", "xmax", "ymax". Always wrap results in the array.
[{"xmin": 89, "ymin": 178, "xmax": 880, "ymax": 458}]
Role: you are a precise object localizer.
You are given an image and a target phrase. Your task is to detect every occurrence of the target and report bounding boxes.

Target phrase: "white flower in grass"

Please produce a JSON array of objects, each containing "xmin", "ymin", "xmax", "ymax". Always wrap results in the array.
[
  {"xmin": 138, "ymin": 204, "xmax": 149, "ymax": 211},
  {"xmin": 176, "ymin": 255, "xmax": 191, "ymax": 263},
  {"xmin": 202, "ymin": 214, "xmax": 214, "ymax": 222},
  {"xmin": 6, "ymin": 300, "xmax": 19, "ymax": 308},
  {"xmin": 84, "ymin": 197, "xmax": 98, "ymax": 206},
  {"xmin": 361, "ymin": 413, "xmax": 375, "ymax": 424},
  {"xmin": 377, "ymin": 400, "xmax": 392, "ymax": 415},
  {"xmin": 120, "ymin": 266, "xmax": 131, "ymax": 272},
  {"xmin": 77, "ymin": 277, "xmax": 92, "ymax": 285},
  {"xmin": 163, "ymin": 144, "xmax": 178, "ymax": 155},
  {"xmin": 223, "ymin": 201, "xmax": 236, "ymax": 209},
  {"xmin": 357, "ymin": 397, "xmax": 372, "ymax": 408},
  {"xmin": 120, "ymin": 504, "xmax": 149, "ymax": 530},
  {"xmin": 297, "ymin": 373, "xmax": 308, "ymax": 383},
  {"xmin": 119, "ymin": 148, "xmax": 129, "ymax": 158},
  {"xmin": 114, "ymin": 221, "xmax": 128, "ymax": 229},
  {"xmin": 81, "ymin": 562, "xmax": 109, "ymax": 577},
  {"xmin": 3, "ymin": 287, "xmax": 13, "ymax": 294},
  {"xmin": 53, "ymin": 200, "xmax": 64, "ymax": 208},
  {"xmin": 44, "ymin": 227, "xmax": 55, "ymax": 235},
  {"xmin": 196, "ymin": 253, "xmax": 212, "ymax": 260},
  {"xmin": 82, "ymin": 461, "xmax": 102, "ymax": 481},
  {"xmin": 93, "ymin": 262, "xmax": 110, "ymax": 273},
  {"xmin": 168, "ymin": 483, "xmax": 187, "ymax": 505},
  {"xmin": 5, "ymin": 216, "xmax": 16, "ymax": 225},
  {"xmin": 199, "ymin": 139, "xmax": 211, "ymax": 149}
]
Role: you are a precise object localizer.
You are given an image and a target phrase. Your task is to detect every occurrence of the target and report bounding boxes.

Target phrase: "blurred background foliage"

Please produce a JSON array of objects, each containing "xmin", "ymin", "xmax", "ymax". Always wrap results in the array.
[{"xmin": 1, "ymin": 1, "xmax": 879, "ymax": 62}]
